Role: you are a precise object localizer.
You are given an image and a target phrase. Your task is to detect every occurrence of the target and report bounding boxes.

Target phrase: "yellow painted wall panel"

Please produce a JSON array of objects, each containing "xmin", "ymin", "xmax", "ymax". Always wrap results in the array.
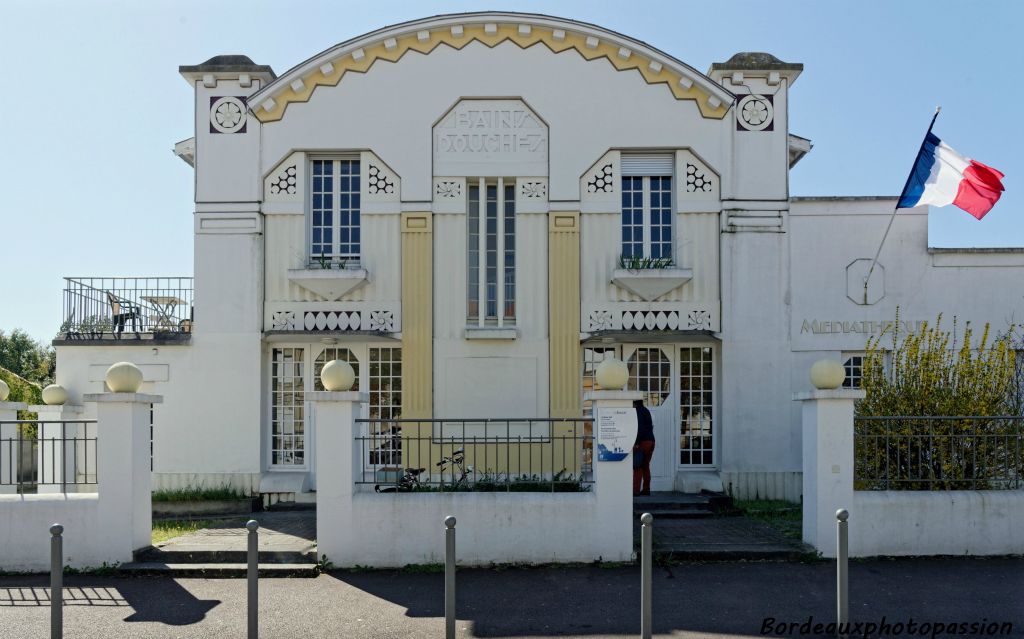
[{"xmin": 548, "ymin": 211, "xmax": 581, "ymax": 419}]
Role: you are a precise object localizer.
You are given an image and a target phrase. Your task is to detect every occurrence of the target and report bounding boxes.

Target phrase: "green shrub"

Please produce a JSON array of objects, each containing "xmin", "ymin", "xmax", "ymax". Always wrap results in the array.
[{"xmin": 152, "ymin": 486, "xmax": 248, "ymax": 502}]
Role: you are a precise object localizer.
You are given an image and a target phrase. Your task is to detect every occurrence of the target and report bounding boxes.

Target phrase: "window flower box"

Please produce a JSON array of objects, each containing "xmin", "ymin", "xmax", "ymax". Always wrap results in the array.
[
  {"xmin": 288, "ymin": 267, "xmax": 369, "ymax": 301},
  {"xmin": 611, "ymin": 267, "xmax": 693, "ymax": 301}
]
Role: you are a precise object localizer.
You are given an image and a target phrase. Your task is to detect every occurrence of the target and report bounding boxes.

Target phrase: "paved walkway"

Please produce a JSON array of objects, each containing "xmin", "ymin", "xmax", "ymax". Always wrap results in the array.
[
  {"xmin": 1, "ymin": 558, "xmax": 1021, "ymax": 638},
  {"xmin": 154, "ymin": 510, "xmax": 315, "ymax": 555},
  {"xmin": 649, "ymin": 517, "xmax": 808, "ymax": 557}
]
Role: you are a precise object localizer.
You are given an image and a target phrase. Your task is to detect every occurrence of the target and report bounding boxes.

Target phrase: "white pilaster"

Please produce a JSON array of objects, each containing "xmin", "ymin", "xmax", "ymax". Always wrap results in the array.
[
  {"xmin": 585, "ymin": 389, "xmax": 642, "ymax": 560},
  {"xmin": 308, "ymin": 391, "xmax": 368, "ymax": 563},
  {"xmin": 795, "ymin": 388, "xmax": 864, "ymax": 557},
  {"xmin": 29, "ymin": 404, "xmax": 86, "ymax": 494},
  {"xmin": 84, "ymin": 393, "xmax": 162, "ymax": 556},
  {"xmin": 0, "ymin": 402, "xmax": 27, "ymax": 493}
]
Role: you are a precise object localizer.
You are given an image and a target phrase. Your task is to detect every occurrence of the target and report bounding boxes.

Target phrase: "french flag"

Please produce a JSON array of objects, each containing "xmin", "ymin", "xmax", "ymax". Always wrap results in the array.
[{"xmin": 898, "ymin": 132, "xmax": 1005, "ymax": 219}]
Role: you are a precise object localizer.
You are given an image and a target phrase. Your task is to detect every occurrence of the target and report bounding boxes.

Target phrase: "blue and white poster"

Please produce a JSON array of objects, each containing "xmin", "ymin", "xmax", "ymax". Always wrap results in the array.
[{"xmin": 596, "ymin": 407, "xmax": 638, "ymax": 462}]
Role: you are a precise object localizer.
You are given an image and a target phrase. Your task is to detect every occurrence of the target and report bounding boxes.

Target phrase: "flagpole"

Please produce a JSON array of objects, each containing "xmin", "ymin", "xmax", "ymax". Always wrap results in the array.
[{"xmin": 862, "ymin": 106, "xmax": 941, "ymax": 304}]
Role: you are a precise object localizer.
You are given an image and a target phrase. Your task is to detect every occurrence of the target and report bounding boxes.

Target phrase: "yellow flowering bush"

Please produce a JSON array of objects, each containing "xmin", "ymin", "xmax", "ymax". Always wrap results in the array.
[{"xmin": 855, "ymin": 311, "xmax": 1019, "ymax": 490}]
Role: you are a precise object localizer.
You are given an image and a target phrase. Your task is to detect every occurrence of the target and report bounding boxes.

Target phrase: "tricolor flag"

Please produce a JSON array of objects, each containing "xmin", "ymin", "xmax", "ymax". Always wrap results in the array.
[{"xmin": 898, "ymin": 132, "xmax": 1005, "ymax": 219}]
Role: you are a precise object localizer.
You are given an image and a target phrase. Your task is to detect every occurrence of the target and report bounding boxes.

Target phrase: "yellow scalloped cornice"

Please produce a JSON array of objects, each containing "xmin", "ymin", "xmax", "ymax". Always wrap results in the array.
[{"xmin": 255, "ymin": 23, "xmax": 730, "ymax": 123}]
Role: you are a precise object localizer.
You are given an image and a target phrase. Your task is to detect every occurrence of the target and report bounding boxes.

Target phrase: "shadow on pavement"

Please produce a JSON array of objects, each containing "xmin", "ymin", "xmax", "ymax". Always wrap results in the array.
[
  {"xmin": 0, "ymin": 575, "xmax": 219, "ymax": 626},
  {"xmin": 325, "ymin": 558, "xmax": 1024, "ymax": 637}
]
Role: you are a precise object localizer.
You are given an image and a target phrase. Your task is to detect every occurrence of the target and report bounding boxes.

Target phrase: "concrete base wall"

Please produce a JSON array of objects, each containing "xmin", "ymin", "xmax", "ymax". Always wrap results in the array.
[
  {"xmin": 152, "ymin": 472, "xmax": 261, "ymax": 494},
  {"xmin": 0, "ymin": 495, "xmax": 115, "ymax": 571},
  {"xmin": 721, "ymin": 470, "xmax": 802, "ymax": 502},
  {"xmin": 851, "ymin": 491, "xmax": 1024, "ymax": 557},
  {"xmin": 323, "ymin": 491, "xmax": 626, "ymax": 567}
]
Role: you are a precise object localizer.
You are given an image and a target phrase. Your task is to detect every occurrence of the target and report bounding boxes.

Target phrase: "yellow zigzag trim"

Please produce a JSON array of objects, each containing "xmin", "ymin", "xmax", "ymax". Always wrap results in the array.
[{"xmin": 256, "ymin": 23, "xmax": 729, "ymax": 123}]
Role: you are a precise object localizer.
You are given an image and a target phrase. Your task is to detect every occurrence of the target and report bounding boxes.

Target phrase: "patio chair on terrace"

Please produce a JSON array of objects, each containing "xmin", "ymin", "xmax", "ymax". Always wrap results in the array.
[{"xmin": 106, "ymin": 292, "xmax": 140, "ymax": 335}]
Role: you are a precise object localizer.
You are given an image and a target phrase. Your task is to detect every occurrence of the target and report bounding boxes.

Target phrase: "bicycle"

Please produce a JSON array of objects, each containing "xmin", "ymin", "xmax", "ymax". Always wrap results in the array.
[
  {"xmin": 374, "ymin": 466, "xmax": 426, "ymax": 493},
  {"xmin": 437, "ymin": 447, "xmax": 473, "ymax": 489}
]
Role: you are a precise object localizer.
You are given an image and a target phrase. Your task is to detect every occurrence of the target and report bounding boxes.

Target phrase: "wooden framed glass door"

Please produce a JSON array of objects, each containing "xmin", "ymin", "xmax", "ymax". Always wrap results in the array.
[{"xmin": 624, "ymin": 345, "xmax": 675, "ymax": 491}]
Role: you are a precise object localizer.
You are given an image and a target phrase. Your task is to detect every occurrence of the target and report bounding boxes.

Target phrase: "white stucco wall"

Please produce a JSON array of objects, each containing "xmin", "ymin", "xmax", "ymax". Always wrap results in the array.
[
  {"xmin": 259, "ymin": 40, "xmax": 728, "ymax": 203},
  {"xmin": 0, "ymin": 495, "xmax": 109, "ymax": 571},
  {"xmin": 852, "ymin": 490, "xmax": 1024, "ymax": 557}
]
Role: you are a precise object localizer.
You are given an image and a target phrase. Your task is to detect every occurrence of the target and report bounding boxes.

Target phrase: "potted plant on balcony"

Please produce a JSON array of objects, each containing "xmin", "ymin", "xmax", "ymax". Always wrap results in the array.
[{"xmin": 611, "ymin": 254, "xmax": 693, "ymax": 301}]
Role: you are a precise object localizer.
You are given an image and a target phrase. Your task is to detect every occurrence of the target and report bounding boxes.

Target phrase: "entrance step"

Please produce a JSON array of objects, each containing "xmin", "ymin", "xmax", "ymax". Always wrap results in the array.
[
  {"xmin": 145, "ymin": 511, "xmax": 319, "ymax": 576},
  {"xmin": 118, "ymin": 562, "xmax": 318, "ymax": 578},
  {"xmin": 134, "ymin": 547, "xmax": 316, "ymax": 565},
  {"xmin": 633, "ymin": 491, "xmax": 735, "ymax": 519}
]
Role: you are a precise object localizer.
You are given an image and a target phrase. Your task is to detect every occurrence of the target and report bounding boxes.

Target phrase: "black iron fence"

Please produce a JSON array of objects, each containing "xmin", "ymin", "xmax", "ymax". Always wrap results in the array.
[
  {"xmin": 854, "ymin": 416, "xmax": 1024, "ymax": 490},
  {"xmin": 61, "ymin": 277, "xmax": 194, "ymax": 339},
  {"xmin": 355, "ymin": 418, "xmax": 593, "ymax": 492},
  {"xmin": 0, "ymin": 421, "xmax": 98, "ymax": 492}
]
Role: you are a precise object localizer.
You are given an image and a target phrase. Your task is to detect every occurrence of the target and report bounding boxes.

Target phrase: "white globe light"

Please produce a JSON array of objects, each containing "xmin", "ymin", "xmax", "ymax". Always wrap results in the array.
[
  {"xmin": 321, "ymin": 359, "xmax": 356, "ymax": 391},
  {"xmin": 0, "ymin": 379, "xmax": 8, "ymax": 402},
  {"xmin": 42, "ymin": 384, "xmax": 68, "ymax": 406},
  {"xmin": 595, "ymin": 357, "xmax": 629, "ymax": 390},
  {"xmin": 810, "ymin": 359, "xmax": 846, "ymax": 390},
  {"xmin": 106, "ymin": 362, "xmax": 144, "ymax": 393}
]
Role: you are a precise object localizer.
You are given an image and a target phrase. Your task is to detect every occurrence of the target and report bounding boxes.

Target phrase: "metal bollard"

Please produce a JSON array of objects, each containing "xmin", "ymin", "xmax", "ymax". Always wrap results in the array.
[
  {"xmin": 640, "ymin": 512, "xmax": 653, "ymax": 639},
  {"xmin": 836, "ymin": 509, "xmax": 849, "ymax": 638},
  {"xmin": 246, "ymin": 519, "xmax": 259, "ymax": 639},
  {"xmin": 50, "ymin": 523, "xmax": 63, "ymax": 639},
  {"xmin": 444, "ymin": 516, "xmax": 456, "ymax": 639}
]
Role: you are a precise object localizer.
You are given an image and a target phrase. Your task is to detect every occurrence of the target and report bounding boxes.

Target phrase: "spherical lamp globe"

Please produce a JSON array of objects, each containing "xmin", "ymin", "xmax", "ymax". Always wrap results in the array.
[
  {"xmin": 42, "ymin": 384, "xmax": 68, "ymax": 406},
  {"xmin": 106, "ymin": 362, "xmax": 144, "ymax": 393},
  {"xmin": 810, "ymin": 359, "xmax": 846, "ymax": 390},
  {"xmin": 595, "ymin": 357, "xmax": 629, "ymax": 390},
  {"xmin": 0, "ymin": 379, "xmax": 9, "ymax": 402},
  {"xmin": 321, "ymin": 359, "xmax": 356, "ymax": 391}
]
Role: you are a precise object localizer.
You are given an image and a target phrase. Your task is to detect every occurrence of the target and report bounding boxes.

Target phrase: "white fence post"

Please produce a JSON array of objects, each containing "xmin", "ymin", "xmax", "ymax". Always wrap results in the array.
[
  {"xmin": 308, "ymin": 390, "xmax": 368, "ymax": 565},
  {"xmin": 794, "ymin": 387, "xmax": 862, "ymax": 557},
  {"xmin": 84, "ymin": 391, "xmax": 162, "ymax": 560},
  {"xmin": 584, "ymin": 389, "xmax": 642, "ymax": 562},
  {"xmin": 29, "ymin": 404, "xmax": 86, "ymax": 494},
  {"xmin": 0, "ymin": 400, "xmax": 27, "ymax": 494}
]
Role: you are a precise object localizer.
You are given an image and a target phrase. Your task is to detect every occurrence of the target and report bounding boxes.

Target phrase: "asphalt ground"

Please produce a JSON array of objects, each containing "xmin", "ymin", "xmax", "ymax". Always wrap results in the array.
[{"xmin": 0, "ymin": 557, "xmax": 1021, "ymax": 638}]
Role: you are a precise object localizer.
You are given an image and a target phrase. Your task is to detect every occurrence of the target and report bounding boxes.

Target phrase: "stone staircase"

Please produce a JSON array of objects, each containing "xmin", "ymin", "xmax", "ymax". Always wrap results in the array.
[
  {"xmin": 632, "ymin": 490, "xmax": 735, "ymax": 519},
  {"xmin": 120, "ymin": 511, "xmax": 319, "ymax": 577}
]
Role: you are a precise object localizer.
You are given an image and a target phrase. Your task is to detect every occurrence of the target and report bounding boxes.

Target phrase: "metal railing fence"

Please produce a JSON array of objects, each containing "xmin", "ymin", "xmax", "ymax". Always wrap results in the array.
[
  {"xmin": 0, "ymin": 420, "xmax": 98, "ymax": 492},
  {"xmin": 854, "ymin": 416, "xmax": 1023, "ymax": 490},
  {"xmin": 355, "ymin": 418, "xmax": 593, "ymax": 491},
  {"xmin": 61, "ymin": 277, "xmax": 193, "ymax": 338}
]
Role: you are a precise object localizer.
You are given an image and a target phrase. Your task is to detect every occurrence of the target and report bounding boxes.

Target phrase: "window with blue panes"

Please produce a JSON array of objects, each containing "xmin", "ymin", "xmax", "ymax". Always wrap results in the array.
[
  {"xmin": 310, "ymin": 158, "xmax": 360, "ymax": 263},
  {"xmin": 620, "ymin": 154, "xmax": 674, "ymax": 260}
]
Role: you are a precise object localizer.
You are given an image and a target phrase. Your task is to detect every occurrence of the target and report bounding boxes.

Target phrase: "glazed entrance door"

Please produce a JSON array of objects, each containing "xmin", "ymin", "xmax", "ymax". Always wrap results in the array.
[{"xmin": 624, "ymin": 345, "xmax": 675, "ymax": 491}]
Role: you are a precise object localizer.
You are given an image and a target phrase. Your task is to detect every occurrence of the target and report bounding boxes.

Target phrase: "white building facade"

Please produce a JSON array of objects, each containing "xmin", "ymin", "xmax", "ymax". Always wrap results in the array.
[{"xmin": 53, "ymin": 12, "xmax": 1024, "ymax": 500}]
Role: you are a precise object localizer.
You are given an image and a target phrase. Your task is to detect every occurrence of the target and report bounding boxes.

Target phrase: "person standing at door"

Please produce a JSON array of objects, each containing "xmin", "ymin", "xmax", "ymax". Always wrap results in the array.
[{"xmin": 633, "ymin": 399, "xmax": 656, "ymax": 496}]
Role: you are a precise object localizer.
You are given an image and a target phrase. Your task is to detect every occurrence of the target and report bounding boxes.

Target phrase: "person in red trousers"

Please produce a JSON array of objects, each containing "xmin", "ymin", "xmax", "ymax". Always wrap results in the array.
[{"xmin": 633, "ymin": 399, "xmax": 655, "ymax": 496}]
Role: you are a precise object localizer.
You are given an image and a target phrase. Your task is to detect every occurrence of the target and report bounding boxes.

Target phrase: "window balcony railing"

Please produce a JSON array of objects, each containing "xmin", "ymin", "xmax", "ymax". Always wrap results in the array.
[{"xmin": 59, "ymin": 277, "xmax": 194, "ymax": 341}]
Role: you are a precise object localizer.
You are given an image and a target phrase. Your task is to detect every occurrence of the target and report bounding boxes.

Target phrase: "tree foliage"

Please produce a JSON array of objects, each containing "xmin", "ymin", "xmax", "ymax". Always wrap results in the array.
[{"xmin": 0, "ymin": 329, "xmax": 55, "ymax": 387}]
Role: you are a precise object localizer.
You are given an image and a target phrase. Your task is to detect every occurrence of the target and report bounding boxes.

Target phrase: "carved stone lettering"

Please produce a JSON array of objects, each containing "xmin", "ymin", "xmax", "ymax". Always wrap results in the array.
[{"xmin": 433, "ymin": 99, "xmax": 548, "ymax": 177}]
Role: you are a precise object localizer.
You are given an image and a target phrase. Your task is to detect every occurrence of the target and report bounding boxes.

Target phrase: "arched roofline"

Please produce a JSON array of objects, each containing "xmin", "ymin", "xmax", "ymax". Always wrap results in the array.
[{"xmin": 248, "ymin": 11, "xmax": 735, "ymax": 123}]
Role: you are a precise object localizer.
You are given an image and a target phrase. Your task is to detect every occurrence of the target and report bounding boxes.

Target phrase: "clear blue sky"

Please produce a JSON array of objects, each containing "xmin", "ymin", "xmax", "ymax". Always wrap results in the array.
[{"xmin": 2, "ymin": 0, "xmax": 1021, "ymax": 344}]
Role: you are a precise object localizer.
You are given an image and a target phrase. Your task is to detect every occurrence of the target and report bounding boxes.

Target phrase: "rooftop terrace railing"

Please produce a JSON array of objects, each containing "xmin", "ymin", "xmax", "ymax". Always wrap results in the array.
[
  {"xmin": 356, "ymin": 418, "xmax": 594, "ymax": 492},
  {"xmin": 60, "ymin": 277, "xmax": 193, "ymax": 340},
  {"xmin": 854, "ymin": 416, "xmax": 1024, "ymax": 490}
]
